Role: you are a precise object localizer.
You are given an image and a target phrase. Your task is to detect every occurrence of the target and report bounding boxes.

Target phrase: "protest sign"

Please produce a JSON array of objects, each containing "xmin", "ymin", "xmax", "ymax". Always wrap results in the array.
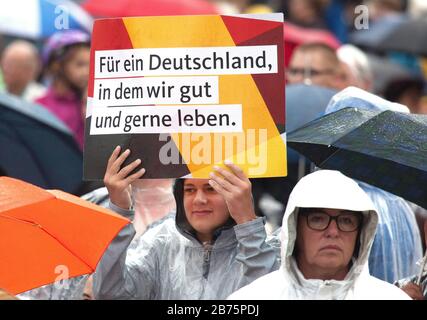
[{"xmin": 84, "ymin": 14, "xmax": 286, "ymax": 179}]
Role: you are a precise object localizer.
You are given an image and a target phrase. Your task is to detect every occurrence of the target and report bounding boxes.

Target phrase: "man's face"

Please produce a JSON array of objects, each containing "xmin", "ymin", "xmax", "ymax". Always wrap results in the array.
[
  {"xmin": 295, "ymin": 208, "xmax": 361, "ymax": 280},
  {"xmin": 1, "ymin": 51, "xmax": 37, "ymax": 95},
  {"xmin": 287, "ymin": 50, "xmax": 339, "ymax": 89},
  {"xmin": 183, "ymin": 179, "xmax": 230, "ymax": 242}
]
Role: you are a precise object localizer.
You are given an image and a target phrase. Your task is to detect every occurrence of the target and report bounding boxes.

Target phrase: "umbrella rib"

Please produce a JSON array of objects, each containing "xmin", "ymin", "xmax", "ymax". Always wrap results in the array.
[
  {"xmin": 314, "ymin": 111, "xmax": 377, "ymax": 167},
  {"xmin": 0, "ymin": 213, "xmax": 41, "ymax": 226},
  {"xmin": 318, "ymin": 146, "xmax": 341, "ymax": 167},
  {"xmin": 320, "ymin": 123, "xmax": 425, "ymax": 171},
  {"xmin": 0, "ymin": 214, "xmax": 95, "ymax": 273}
]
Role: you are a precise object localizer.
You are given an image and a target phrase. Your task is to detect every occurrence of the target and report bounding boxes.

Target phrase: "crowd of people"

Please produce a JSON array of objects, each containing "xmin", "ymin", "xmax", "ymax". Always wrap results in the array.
[{"xmin": 1, "ymin": 0, "xmax": 426, "ymax": 300}]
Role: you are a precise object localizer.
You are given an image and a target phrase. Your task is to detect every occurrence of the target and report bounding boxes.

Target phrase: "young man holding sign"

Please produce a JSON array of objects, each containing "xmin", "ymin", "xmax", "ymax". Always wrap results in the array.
[{"xmin": 93, "ymin": 146, "xmax": 280, "ymax": 300}]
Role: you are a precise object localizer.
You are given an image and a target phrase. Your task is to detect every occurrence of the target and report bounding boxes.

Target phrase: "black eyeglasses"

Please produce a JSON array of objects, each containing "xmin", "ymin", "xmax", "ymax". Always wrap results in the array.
[
  {"xmin": 300, "ymin": 209, "xmax": 362, "ymax": 232},
  {"xmin": 286, "ymin": 67, "xmax": 335, "ymax": 78}
]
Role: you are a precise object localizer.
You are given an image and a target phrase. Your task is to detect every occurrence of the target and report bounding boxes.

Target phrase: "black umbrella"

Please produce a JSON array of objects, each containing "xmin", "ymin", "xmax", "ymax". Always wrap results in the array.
[
  {"xmin": 287, "ymin": 107, "xmax": 427, "ymax": 209},
  {"xmin": 377, "ymin": 18, "xmax": 427, "ymax": 56},
  {"xmin": 0, "ymin": 93, "xmax": 85, "ymax": 194}
]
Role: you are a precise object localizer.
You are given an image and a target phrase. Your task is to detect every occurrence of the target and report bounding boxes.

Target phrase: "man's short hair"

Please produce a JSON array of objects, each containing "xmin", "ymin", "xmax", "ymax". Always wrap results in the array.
[{"xmin": 293, "ymin": 42, "xmax": 340, "ymax": 66}]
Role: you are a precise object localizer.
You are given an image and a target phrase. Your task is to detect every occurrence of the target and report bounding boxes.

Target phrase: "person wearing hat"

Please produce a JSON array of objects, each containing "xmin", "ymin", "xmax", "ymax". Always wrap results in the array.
[
  {"xmin": 92, "ymin": 146, "xmax": 280, "ymax": 299},
  {"xmin": 228, "ymin": 170, "xmax": 411, "ymax": 299},
  {"xmin": 36, "ymin": 30, "xmax": 90, "ymax": 150}
]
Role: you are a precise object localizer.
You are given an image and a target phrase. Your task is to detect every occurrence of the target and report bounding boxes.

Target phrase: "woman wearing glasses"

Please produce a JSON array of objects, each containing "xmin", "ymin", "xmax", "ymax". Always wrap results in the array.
[{"xmin": 229, "ymin": 170, "xmax": 410, "ymax": 299}]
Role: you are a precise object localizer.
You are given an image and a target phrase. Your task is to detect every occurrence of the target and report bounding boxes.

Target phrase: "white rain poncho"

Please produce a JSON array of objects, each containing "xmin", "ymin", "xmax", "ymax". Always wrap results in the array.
[
  {"xmin": 325, "ymin": 87, "xmax": 423, "ymax": 283},
  {"xmin": 229, "ymin": 170, "xmax": 410, "ymax": 299},
  {"xmin": 93, "ymin": 179, "xmax": 281, "ymax": 300}
]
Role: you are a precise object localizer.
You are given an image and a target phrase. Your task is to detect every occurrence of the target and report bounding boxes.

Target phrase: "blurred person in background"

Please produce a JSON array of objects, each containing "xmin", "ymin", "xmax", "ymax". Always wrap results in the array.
[
  {"xmin": 0, "ymin": 34, "xmax": 4, "ymax": 91},
  {"xmin": 337, "ymin": 44, "xmax": 374, "ymax": 92},
  {"xmin": 36, "ymin": 30, "xmax": 90, "ymax": 150},
  {"xmin": 408, "ymin": 0, "xmax": 427, "ymax": 17},
  {"xmin": 287, "ymin": 42, "xmax": 345, "ymax": 89},
  {"xmin": 210, "ymin": 0, "xmax": 274, "ymax": 14},
  {"xmin": 383, "ymin": 77, "xmax": 426, "ymax": 114},
  {"xmin": 211, "ymin": 0, "xmax": 249, "ymax": 13},
  {"xmin": 286, "ymin": 0, "xmax": 330, "ymax": 29},
  {"xmin": 131, "ymin": 179, "xmax": 176, "ymax": 237},
  {"xmin": 0, "ymin": 40, "xmax": 45, "ymax": 101},
  {"xmin": 396, "ymin": 219, "xmax": 427, "ymax": 300}
]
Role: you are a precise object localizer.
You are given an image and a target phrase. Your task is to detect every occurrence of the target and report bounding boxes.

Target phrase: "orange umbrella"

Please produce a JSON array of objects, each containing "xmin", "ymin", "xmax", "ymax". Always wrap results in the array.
[{"xmin": 0, "ymin": 177, "xmax": 129, "ymax": 295}]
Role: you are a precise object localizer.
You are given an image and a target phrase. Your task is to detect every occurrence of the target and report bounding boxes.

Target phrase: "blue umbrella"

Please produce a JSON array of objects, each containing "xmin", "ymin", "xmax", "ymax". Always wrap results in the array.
[
  {"xmin": 286, "ymin": 84, "xmax": 337, "ymax": 133},
  {"xmin": 0, "ymin": 0, "xmax": 93, "ymax": 39},
  {"xmin": 0, "ymin": 92, "xmax": 84, "ymax": 194},
  {"xmin": 286, "ymin": 83, "xmax": 337, "ymax": 169}
]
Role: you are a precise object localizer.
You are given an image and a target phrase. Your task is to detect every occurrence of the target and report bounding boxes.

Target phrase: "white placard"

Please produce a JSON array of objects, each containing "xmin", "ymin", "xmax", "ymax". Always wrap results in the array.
[
  {"xmin": 90, "ymin": 104, "xmax": 243, "ymax": 134},
  {"xmin": 94, "ymin": 45, "xmax": 277, "ymax": 78},
  {"xmin": 93, "ymin": 76, "xmax": 219, "ymax": 106}
]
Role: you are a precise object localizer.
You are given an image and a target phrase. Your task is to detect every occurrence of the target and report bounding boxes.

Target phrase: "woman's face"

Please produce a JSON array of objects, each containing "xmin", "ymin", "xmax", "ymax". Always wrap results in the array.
[
  {"xmin": 183, "ymin": 179, "xmax": 230, "ymax": 242},
  {"xmin": 63, "ymin": 45, "xmax": 90, "ymax": 90},
  {"xmin": 295, "ymin": 208, "xmax": 360, "ymax": 280}
]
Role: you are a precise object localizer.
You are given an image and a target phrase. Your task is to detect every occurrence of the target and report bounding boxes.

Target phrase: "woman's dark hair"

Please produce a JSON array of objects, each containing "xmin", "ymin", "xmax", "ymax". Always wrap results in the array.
[
  {"xmin": 383, "ymin": 77, "xmax": 424, "ymax": 102},
  {"xmin": 173, "ymin": 179, "xmax": 195, "ymax": 235}
]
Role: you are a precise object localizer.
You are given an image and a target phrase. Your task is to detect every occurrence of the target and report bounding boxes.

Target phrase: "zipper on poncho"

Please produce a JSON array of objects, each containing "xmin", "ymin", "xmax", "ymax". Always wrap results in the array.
[{"xmin": 202, "ymin": 241, "xmax": 213, "ymax": 279}]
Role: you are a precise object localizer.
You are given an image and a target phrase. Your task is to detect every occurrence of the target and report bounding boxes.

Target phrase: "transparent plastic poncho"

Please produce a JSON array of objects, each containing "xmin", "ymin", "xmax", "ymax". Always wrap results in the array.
[{"xmin": 325, "ymin": 87, "xmax": 423, "ymax": 283}]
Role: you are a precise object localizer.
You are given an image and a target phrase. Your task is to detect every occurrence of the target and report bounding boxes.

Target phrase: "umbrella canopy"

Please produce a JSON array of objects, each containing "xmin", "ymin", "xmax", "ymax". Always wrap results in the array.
[
  {"xmin": 0, "ymin": 177, "xmax": 129, "ymax": 295},
  {"xmin": 286, "ymin": 83, "xmax": 337, "ymax": 174},
  {"xmin": 0, "ymin": 93, "xmax": 84, "ymax": 194},
  {"xmin": 0, "ymin": 0, "xmax": 93, "ymax": 40},
  {"xmin": 287, "ymin": 107, "xmax": 427, "ymax": 209},
  {"xmin": 349, "ymin": 14, "xmax": 407, "ymax": 52},
  {"xmin": 286, "ymin": 84, "xmax": 337, "ymax": 133},
  {"xmin": 82, "ymin": 0, "xmax": 219, "ymax": 17},
  {"xmin": 377, "ymin": 18, "xmax": 427, "ymax": 56}
]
